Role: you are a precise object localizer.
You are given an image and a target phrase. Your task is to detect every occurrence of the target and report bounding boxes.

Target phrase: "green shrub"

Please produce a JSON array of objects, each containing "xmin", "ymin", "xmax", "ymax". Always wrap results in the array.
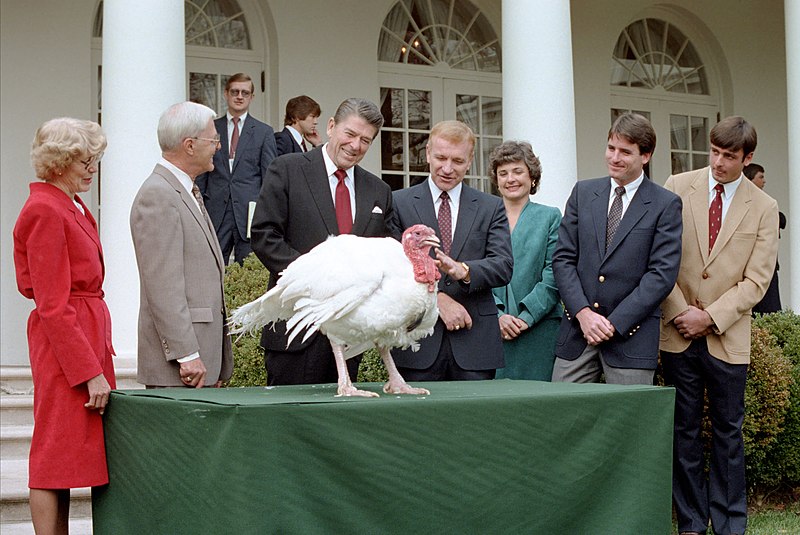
[
  {"xmin": 751, "ymin": 311, "xmax": 800, "ymax": 487},
  {"xmin": 223, "ymin": 253, "xmax": 270, "ymax": 387},
  {"xmin": 223, "ymin": 253, "xmax": 390, "ymax": 386}
]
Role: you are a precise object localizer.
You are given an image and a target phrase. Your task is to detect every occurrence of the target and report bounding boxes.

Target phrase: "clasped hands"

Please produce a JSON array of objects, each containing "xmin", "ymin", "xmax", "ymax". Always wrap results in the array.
[
  {"xmin": 673, "ymin": 301, "xmax": 714, "ymax": 339},
  {"xmin": 499, "ymin": 314, "xmax": 529, "ymax": 340},
  {"xmin": 576, "ymin": 307, "xmax": 615, "ymax": 346}
]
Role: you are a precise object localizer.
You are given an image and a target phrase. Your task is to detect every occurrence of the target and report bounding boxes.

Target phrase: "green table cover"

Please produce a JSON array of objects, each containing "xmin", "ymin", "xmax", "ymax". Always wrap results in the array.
[{"xmin": 93, "ymin": 380, "xmax": 674, "ymax": 534}]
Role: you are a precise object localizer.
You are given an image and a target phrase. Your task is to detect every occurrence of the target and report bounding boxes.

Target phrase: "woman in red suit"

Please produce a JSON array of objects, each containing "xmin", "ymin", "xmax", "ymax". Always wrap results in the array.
[{"xmin": 13, "ymin": 117, "xmax": 116, "ymax": 534}]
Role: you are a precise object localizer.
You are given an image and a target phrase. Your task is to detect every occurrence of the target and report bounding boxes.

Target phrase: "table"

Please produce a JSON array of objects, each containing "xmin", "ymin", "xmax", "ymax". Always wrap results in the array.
[{"xmin": 92, "ymin": 380, "xmax": 674, "ymax": 534}]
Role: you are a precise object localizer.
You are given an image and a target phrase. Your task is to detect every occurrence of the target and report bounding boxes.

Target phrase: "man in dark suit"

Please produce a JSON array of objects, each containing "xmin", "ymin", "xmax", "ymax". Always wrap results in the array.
[
  {"xmin": 275, "ymin": 95, "xmax": 322, "ymax": 156},
  {"xmin": 196, "ymin": 72, "xmax": 277, "ymax": 264},
  {"xmin": 388, "ymin": 120, "xmax": 513, "ymax": 381},
  {"xmin": 250, "ymin": 98, "xmax": 393, "ymax": 386},
  {"xmin": 551, "ymin": 112, "xmax": 682, "ymax": 384},
  {"xmin": 661, "ymin": 117, "xmax": 779, "ymax": 535}
]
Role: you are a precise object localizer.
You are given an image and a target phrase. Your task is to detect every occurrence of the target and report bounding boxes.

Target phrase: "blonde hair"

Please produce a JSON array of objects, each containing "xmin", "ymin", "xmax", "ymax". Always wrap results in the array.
[
  {"xmin": 429, "ymin": 120, "xmax": 476, "ymax": 151},
  {"xmin": 30, "ymin": 118, "xmax": 107, "ymax": 180}
]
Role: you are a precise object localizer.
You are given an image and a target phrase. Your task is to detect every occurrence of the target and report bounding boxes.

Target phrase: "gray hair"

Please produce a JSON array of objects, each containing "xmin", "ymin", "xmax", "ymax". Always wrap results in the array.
[
  {"xmin": 157, "ymin": 101, "xmax": 216, "ymax": 152},
  {"xmin": 30, "ymin": 117, "xmax": 107, "ymax": 180},
  {"xmin": 332, "ymin": 98, "xmax": 383, "ymax": 138}
]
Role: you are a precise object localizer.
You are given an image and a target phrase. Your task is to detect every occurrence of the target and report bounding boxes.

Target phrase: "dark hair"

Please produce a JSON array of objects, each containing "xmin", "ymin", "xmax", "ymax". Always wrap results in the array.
[
  {"xmin": 283, "ymin": 96, "xmax": 321, "ymax": 126},
  {"xmin": 332, "ymin": 98, "xmax": 383, "ymax": 138},
  {"xmin": 608, "ymin": 113, "xmax": 656, "ymax": 156},
  {"xmin": 225, "ymin": 73, "xmax": 255, "ymax": 94},
  {"xmin": 743, "ymin": 163, "xmax": 765, "ymax": 180},
  {"xmin": 488, "ymin": 141, "xmax": 542, "ymax": 194},
  {"xmin": 710, "ymin": 116, "xmax": 757, "ymax": 157}
]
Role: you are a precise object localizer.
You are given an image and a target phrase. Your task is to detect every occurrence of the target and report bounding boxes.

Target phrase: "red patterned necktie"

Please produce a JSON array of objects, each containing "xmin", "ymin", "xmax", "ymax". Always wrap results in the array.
[
  {"xmin": 438, "ymin": 191, "xmax": 452, "ymax": 255},
  {"xmin": 334, "ymin": 169, "xmax": 353, "ymax": 234},
  {"xmin": 229, "ymin": 117, "xmax": 240, "ymax": 158},
  {"xmin": 709, "ymin": 183, "xmax": 724, "ymax": 253}
]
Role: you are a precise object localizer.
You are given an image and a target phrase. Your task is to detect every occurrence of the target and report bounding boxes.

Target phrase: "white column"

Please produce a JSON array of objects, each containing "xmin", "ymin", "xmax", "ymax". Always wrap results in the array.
[
  {"xmin": 786, "ymin": 2, "xmax": 800, "ymax": 312},
  {"xmin": 101, "ymin": 0, "xmax": 185, "ymax": 363},
  {"xmin": 502, "ymin": 0, "xmax": 577, "ymax": 212}
]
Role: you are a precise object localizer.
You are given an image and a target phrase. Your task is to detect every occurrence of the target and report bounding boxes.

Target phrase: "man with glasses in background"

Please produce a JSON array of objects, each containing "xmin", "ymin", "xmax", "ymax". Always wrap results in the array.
[{"xmin": 196, "ymin": 72, "xmax": 277, "ymax": 264}]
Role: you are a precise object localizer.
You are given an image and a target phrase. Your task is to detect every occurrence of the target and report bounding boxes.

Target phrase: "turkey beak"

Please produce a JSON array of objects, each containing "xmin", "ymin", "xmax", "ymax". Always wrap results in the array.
[{"xmin": 422, "ymin": 235, "xmax": 440, "ymax": 248}]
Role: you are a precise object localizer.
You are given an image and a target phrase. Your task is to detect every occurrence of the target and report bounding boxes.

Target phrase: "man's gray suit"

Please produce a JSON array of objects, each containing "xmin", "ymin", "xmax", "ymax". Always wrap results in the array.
[
  {"xmin": 388, "ymin": 181, "xmax": 513, "ymax": 372},
  {"xmin": 196, "ymin": 114, "xmax": 277, "ymax": 263},
  {"xmin": 552, "ymin": 176, "xmax": 682, "ymax": 370},
  {"xmin": 249, "ymin": 147, "xmax": 392, "ymax": 383},
  {"xmin": 130, "ymin": 164, "xmax": 233, "ymax": 386}
]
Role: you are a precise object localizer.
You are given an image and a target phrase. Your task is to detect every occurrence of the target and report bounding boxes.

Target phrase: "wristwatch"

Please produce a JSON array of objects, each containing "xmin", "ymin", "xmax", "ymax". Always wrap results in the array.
[{"xmin": 460, "ymin": 262, "xmax": 471, "ymax": 283}]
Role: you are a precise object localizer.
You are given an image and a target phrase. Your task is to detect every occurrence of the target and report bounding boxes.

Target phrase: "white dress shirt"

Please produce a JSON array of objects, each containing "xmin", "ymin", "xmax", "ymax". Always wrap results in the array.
[
  {"xmin": 707, "ymin": 168, "xmax": 743, "ymax": 222},
  {"xmin": 322, "ymin": 144, "xmax": 356, "ymax": 222},
  {"xmin": 608, "ymin": 172, "xmax": 644, "ymax": 219},
  {"xmin": 428, "ymin": 177, "xmax": 463, "ymax": 241}
]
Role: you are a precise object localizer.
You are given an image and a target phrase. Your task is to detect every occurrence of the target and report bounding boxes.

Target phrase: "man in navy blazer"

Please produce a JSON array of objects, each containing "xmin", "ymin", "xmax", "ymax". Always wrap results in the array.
[
  {"xmin": 274, "ymin": 95, "xmax": 321, "ymax": 156},
  {"xmin": 250, "ymin": 98, "xmax": 393, "ymax": 387},
  {"xmin": 551, "ymin": 113, "xmax": 682, "ymax": 384},
  {"xmin": 388, "ymin": 120, "xmax": 513, "ymax": 381},
  {"xmin": 196, "ymin": 73, "xmax": 277, "ymax": 264}
]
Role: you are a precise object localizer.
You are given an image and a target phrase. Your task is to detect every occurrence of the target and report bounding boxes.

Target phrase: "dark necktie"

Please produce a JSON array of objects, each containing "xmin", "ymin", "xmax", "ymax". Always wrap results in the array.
[
  {"xmin": 334, "ymin": 169, "xmax": 353, "ymax": 234},
  {"xmin": 606, "ymin": 186, "xmax": 625, "ymax": 252},
  {"xmin": 191, "ymin": 183, "xmax": 212, "ymax": 229},
  {"xmin": 438, "ymin": 191, "xmax": 452, "ymax": 255},
  {"xmin": 301, "ymin": 138, "xmax": 308, "ymax": 152},
  {"xmin": 229, "ymin": 117, "xmax": 240, "ymax": 158},
  {"xmin": 709, "ymin": 183, "xmax": 724, "ymax": 253}
]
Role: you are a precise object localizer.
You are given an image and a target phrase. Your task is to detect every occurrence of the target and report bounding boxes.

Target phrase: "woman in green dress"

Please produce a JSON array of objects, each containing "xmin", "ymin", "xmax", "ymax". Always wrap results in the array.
[{"xmin": 490, "ymin": 141, "xmax": 562, "ymax": 380}]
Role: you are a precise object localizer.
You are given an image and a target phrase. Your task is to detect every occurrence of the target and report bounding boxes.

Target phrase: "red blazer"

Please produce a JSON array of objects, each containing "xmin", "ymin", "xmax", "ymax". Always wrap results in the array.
[{"xmin": 13, "ymin": 181, "xmax": 116, "ymax": 488}]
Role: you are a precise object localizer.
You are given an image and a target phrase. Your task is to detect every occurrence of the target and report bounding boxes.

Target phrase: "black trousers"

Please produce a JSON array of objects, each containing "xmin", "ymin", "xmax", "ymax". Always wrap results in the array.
[
  {"xmin": 398, "ymin": 335, "xmax": 495, "ymax": 382},
  {"xmin": 264, "ymin": 334, "xmax": 360, "ymax": 386},
  {"xmin": 662, "ymin": 338, "xmax": 748, "ymax": 535},
  {"xmin": 216, "ymin": 202, "xmax": 252, "ymax": 265}
]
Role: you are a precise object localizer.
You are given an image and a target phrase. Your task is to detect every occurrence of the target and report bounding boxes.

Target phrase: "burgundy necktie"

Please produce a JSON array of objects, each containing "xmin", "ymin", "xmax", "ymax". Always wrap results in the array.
[
  {"xmin": 301, "ymin": 138, "xmax": 308, "ymax": 152},
  {"xmin": 709, "ymin": 183, "xmax": 724, "ymax": 253},
  {"xmin": 229, "ymin": 117, "xmax": 240, "ymax": 158},
  {"xmin": 334, "ymin": 169, "xmax": 353, "ymax": 234},
  {"xmin": 438, "ymin": 191, "xmax": 452, "ymax": 255}
]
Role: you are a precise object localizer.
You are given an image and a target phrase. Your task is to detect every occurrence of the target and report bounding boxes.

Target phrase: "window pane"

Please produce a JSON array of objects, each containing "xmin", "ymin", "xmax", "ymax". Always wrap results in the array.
[
  {"xmin": 408, "ymin": 90, "xmax": 431, "ymax": 130},
  {"xmin": 382, "ymin": 174, "xmax": 404, "ymax": 191},
  {"xmin": 692, "ymin": 153, "xmax": 707, "ymax": 171},
  {"xmin": 381, "ymin": 131, "xmax": 404, "ymax": 171},
  {"xmin": 482, "ymin": 98, "xmax": 502, "ymax": 137},
  {"xmin": 671, "ymin": 115, "xmax": 689, "ymax": 150},
  {"xmin": 691, "ymin": 117, "xmax": 708, "ymax": 151},
  {"xmin": 410, "ymin": 175, "xmax": 428, "ymax": 187},
  {"xmin": 671, "ymin": 153, "xmax": 689, "ymax": 174},
  {"xmin": 409, "ymin": 132, "xmax": 429, "ymax": 173},
  {"xmin": 456, "ymin": 94, "xmax": 479, "ymax": 131},
  {"xmin": 189, "ymin": 73, "xmax": 218, "ymax": 111},
  {"xmin": 380, "ymin": 87, "xmax": 404, "ymax": 128}
]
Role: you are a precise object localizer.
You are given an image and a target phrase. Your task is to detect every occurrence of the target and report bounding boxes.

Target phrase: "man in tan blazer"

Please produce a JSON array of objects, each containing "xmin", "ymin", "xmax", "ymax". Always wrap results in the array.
[
  {"xmin": 660, "ymin": 116, "xmax": 778, "ymax": 535},
  {"xmin": 131, "ymin": 101, "xmax": 233, "ymax": 388}
]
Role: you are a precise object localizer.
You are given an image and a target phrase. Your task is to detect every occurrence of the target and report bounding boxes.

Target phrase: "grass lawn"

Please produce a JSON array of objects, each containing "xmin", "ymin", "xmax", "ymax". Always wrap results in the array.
[{"xmin": 670, "ymin": 502, "xmax": 800, "ymax": 534}]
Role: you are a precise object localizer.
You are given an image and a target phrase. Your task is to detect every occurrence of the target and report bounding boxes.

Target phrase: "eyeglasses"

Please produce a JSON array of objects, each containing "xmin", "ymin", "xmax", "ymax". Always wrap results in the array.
[
  {"xmin": 191, "ymin": 136, "xmax": 221, "ymax": 147},
  {"xmin": 227, "ymin": 89, "xmax": 252, "ymax": 97},
  {"xmin": 81, "ymin": 152, "xmax": 104, "ymax": 171}
]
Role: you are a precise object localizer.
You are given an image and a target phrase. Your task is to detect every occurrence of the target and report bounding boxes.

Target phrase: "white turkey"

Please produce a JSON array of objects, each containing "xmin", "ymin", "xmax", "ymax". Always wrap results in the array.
[{"xmin": 230, "ymin": 224, "xmax": 441, "ymax": 397}]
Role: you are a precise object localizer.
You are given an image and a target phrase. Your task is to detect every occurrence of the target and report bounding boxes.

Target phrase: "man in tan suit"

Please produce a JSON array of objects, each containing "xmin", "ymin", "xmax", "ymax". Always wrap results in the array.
[
  {"xmin": 131, "ymin": 101, "xmax": 233, "ymax": 388},
  {"xmin": 660, "ymin": 116, "xmax": 778, "ymax": 535}
]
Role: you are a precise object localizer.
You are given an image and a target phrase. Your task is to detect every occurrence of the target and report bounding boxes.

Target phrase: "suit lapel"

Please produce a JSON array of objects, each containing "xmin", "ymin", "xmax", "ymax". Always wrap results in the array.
[
  {"xmin": 603, "ymin": 178, "xmax": 652, "ymax": 260},
  {"xmin": 352, "ymin": 166, "xmax": 378, "ymax": 235},
  {"xmin": 450, "ymin": 185, "xmax": 478, "ymax": 259},
  {"xmin": 156, "ymin": 166, "xmax": 225, "ymax": 273},
  {"xmin": 708, "ymin": 178, "xmax": 752, "ymax": 264},
  {"xmin": 303, "ymin": 149, "xmax": 339, "ymax": 235},
  {"xmin": 687, "ymin": 170, "xmax": 711, "ymax": 264},
  {"xmin": 591, "ymin": 179, "xmax": 612, "ymax": 258},
  {"xmin": 410, "ymin": 182, "xmax": 439, "ymax": 235}
]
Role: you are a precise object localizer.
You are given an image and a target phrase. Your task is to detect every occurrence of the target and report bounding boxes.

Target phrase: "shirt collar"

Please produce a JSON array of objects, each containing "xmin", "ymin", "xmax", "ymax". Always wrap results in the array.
[
  {"xmin": 227, "ymin": 112, "xmax": 248, "ymax": 124},
  {"xmin": 159, "ymin": 157, "xmax": 195, "ymax": 195},
  {"xmin": 286, "ymin": 125, "xmax": 304, "ymax": 147},
  {"xmin": 707, "ymin": 168, "xmax": 743, "ymax": 199},
  {"xmin": 610, "ymin": 171, "xmax": 644, "ymax": 196},
  {"xmin": 428, "ymin": 176, "xmax": 463, "ymax": 202},
  {"xmin": 321, "ymin": 143, "xmax": 352, "ymax": 179}
]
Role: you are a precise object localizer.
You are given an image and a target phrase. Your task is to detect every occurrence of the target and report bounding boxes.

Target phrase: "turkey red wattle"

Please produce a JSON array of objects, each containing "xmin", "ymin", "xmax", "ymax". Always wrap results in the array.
[{"xmin": 401, "ymin": 224, "xmax": 440, "ymax": 292}]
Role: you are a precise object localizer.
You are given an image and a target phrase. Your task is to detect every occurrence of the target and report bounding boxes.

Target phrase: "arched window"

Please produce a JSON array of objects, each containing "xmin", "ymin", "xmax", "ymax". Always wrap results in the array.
[
  {"xmin": 610, "ymin": 18, "xmax": 719, "ymax": 181},
  {"xmin": 378, "ymin": 0, "xmax": 502, "ymax": 192}
]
